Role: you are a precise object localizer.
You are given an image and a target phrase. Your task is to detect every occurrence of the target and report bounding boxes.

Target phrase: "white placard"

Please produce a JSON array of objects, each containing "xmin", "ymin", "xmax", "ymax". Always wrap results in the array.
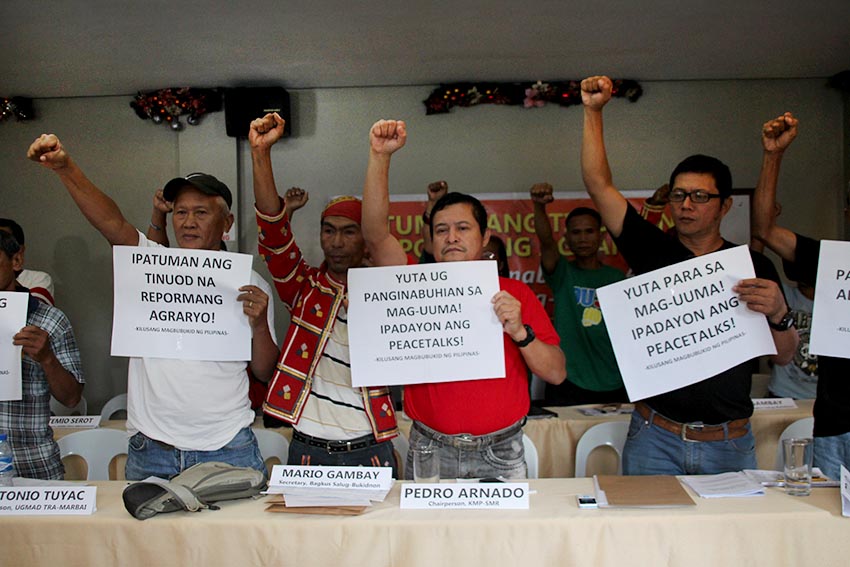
[
  {"xmin": 597, "ymin": 246, "xmax": 776, "ymax": 401},
  {"xmin": 752, "ymin": 398, "xmax": 797, "ymax": 410},
  {"xmin": 268, "ymin": 465, "xmax": 393, "ymax": 492},
  {"xmin": 49, "ymin": 415, "xmax": 102, "ymax": 428},
  {"xmin": 111, "ymin": 246, "xmax": 253, "ymax": 361},
  {"xmin": 841, "ymin": 465, "xmax": 850, "ymax": 518},
  {"xmin": 0, "ymin": 292, "xmax": 27, "ymax": 401},
  {"xmin": 809, "ymin": 240, "xmax": 850, "ymax": 358},
  {"xmin": 400, "ymin": 482, "xmax": 530, "ymax": 509},
  {"xmin": 0, "ymin": 486, "xmax": 96, "ymax": 515},
  {"xmin": 348, "ymin": 261, "xmax": 505, "ymax": 387}
]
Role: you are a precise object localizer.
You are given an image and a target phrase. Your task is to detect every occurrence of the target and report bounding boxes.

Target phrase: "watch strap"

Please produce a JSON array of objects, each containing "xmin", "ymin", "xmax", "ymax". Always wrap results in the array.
[{"xmin": 513, "ymin": 324, "xmax": 535, "ymax": 347}]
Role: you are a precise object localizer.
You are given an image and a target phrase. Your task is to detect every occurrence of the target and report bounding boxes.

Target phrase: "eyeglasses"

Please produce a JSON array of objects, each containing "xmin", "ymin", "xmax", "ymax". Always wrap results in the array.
[{"xmin": 669, "ymin": 189, "xmax": 722, "ymax": 204}]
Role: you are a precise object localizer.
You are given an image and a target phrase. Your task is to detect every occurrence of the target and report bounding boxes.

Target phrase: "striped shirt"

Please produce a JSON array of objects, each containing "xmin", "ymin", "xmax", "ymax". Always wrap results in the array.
[{"xmin": 295, "ymin": 307, "xmax": 372, "ymax": 441}]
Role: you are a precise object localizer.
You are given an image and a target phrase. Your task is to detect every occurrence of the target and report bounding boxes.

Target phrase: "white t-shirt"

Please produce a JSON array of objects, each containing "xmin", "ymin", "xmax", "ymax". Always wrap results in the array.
[{"xmin": 126, "ymin": 232, "xmax": 276, "ymax": 450}]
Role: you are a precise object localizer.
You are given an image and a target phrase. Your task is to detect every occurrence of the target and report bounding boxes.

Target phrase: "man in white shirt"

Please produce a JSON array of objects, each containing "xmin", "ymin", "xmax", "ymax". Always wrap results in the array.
[{"xmin": 28, "ymin": 134, "xmax": 279, "ymax": 479}]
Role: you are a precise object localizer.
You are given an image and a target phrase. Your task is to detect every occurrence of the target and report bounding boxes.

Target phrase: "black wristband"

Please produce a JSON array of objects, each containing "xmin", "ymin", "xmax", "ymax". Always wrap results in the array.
[
  {"xmin": 768, "ymin": 311, "xmax": 795, "ymax": 332},
  {"xmin": 513, "ymin": 324, "xmax": 535, "ymax": 348}
]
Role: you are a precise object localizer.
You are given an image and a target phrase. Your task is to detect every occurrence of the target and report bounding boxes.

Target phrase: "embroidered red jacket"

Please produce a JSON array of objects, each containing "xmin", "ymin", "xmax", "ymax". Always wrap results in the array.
[{"xmin": 256, "ymin": 202, "xmax": 398, "ymax": 441}]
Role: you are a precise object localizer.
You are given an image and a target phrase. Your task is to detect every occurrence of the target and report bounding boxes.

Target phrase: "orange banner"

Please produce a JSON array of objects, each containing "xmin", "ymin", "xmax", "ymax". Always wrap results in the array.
[{"xmin": 388, "ymin": 192, "xmax": 672, "ymax": 316}]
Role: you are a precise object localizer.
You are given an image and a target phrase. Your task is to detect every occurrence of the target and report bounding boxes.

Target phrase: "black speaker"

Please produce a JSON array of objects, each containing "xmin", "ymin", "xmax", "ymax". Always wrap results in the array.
[{"xmin": 224, "ymin": 87, "xmax": 291, "ymax": 138}]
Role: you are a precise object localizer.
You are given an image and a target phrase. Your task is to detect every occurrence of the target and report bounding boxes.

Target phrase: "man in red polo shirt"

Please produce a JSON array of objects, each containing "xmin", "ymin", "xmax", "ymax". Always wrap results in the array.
[{"xmin": 361, "ymin": 119, "xmax": 566, "ymax": 479}]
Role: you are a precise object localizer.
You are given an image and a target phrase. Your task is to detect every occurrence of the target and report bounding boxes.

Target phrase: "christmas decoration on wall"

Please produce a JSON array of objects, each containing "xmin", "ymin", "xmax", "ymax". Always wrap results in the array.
[
  {"xmin": 131, "ymin": 88, "xmax": 223, "ymax": 130},
  {"xmin": 423, "ymin": 79, "xmax": 642, "ymax": 115},
  {"xmin": 1, "ymin": 97, "xmax": 35, "ymax": 122}
]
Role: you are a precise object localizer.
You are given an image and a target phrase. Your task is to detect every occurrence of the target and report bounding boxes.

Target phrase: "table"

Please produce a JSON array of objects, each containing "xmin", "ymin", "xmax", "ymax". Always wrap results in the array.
[
  {"xmin": 2, "ymin": 478, "xmax": 847, "ymax": 567},
  {"xmin": 55, "ymin": 400, "xmax": 813, "ymax": 480}
]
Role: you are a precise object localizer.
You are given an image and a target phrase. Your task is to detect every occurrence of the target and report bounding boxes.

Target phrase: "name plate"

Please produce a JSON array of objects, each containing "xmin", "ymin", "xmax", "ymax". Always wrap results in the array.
[
  {"xmin": 0, "ymin": 486, "xmax": 97, "ymax": 515},
  {"xmin": 49, "ymin": 415, "xmax": 102, "ymax": 428},
  {"xmin": 752, "ymin": 398, "xmax": 797, "ymax": 410},
  {"xmin": 268, "ymin": 465, "xmax": 393, "ymax": 491},
  {"xmin": 400, "ymin": 483, "xmax": 530, "ymax": 509}
]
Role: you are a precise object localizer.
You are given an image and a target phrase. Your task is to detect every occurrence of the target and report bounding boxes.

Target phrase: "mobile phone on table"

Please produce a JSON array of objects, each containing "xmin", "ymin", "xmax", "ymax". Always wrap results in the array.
[{"xmin": 576, "ymin": 495, "xmax": 598, "ymax": 509}]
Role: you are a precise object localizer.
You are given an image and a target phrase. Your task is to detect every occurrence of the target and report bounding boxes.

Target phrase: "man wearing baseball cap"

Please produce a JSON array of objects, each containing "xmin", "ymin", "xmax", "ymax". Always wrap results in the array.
[
  {"xmin": 248, "ymin": 113, "xmax": 399, "ymax": 474},
  {"xmin": 27, "ymin": 134, "xmax": 279, "ymax": 480}
]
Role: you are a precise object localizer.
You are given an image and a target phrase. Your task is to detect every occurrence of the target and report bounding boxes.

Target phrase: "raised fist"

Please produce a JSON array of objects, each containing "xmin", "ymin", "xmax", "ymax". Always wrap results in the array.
[
  {"xmin": 369, "ymin": 119, "xmax": 407, "ymax": 155},
  {"xmin": 284, "ymin": 187, "xmax": 309, "ymax": 213},
  {"xmin": 249, "ymin": 112, "xmax": 286, "ymax": 150},
  {"xmin": 762, "ymin": 112, "xmax": 798, "ymax": 154},
  {"xmin": 580, "ymin": 76, "xmax": 613, "ymax": 110},
  {"xmin": 427, "ymin": 181, "xmax": 448, "ymax": 203},
  {"xmin": 153, "ymin": 189, "xmax": 173, "ymax": 214},
  {"xmin": 26, "ymin": 134, "xmax": 70, "ymax": 170},
  {"xmin": 530, "ymin": 182, "xmax": 554, "ymax": 205}
]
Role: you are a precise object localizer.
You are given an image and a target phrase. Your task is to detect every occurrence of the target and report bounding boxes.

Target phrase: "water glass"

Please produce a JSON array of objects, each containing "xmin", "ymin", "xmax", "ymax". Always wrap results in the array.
[{"xmin": 783, "ymin": 437, "xmax": 814, "ymax": 496}]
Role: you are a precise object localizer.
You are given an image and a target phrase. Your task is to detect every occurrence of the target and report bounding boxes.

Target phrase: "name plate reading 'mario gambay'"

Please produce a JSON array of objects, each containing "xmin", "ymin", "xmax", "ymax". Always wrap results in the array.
[
  {"xmin": 400, "ymin": 483, "xmax": 530, "ymax": 510},
  {"xmin": 268, "ymin": 465, "xmax": 393, "ymax": 491},
  {"xmin": 0, "ymin": 487, "xmax": 97, "ymax": 516}
]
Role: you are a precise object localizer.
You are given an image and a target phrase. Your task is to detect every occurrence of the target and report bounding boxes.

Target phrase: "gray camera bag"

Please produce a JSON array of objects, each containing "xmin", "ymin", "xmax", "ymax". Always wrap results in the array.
[{"xmin": 122, "ymin": 461, "xmax": 266, "ymax": 520}]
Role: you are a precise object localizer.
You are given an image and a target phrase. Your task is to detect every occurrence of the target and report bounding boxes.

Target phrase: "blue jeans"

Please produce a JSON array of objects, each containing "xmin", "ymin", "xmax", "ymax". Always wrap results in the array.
[
  {"xmin": 287, "ymin": 436, "xmax": 399, "ymax": 479},
  {"xmin": 622, "ymin": 411, "xmax": 756, "ymax": 475},
  {"xmin": 125, "ymin": 427, "xmax": 266, "ymax": 481},
  {"xmin": 405, "ymin": 420, "xmax": 526, "ymax": 480},
  {"xmin": 814, "ymin": 432, "xmax": 850, "ymax": 480}
]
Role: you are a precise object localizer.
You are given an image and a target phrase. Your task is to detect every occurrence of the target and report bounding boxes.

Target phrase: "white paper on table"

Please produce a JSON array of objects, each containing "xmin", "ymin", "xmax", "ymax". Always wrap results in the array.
[
  {"xmin": 348, "ymin": 261, "xmax": 505, "ymax": 387},
  {"xmin": 744, "ymin": 468, "xmax": 838, "ymax": 488},
  {"xmin": 281, "ymin": 494, "xmax": 373, "ymax": 507},
  {"xmin": 597, "ymin": 246, "xmax": 776, "ymax": 401},
  {"xmin": 841, "ymin": 465, "xmax": 850, "ymax": 517},
  {"xmin": 680, "ymin": 472, "xmax": 765, "ymax": 498},
  {"xmin": 111, "ymin": 246, "xmax": 253, "ymax": 361},
  {"xmin": 0, "ymin": 292, "xmax": 27, "ymax": 401},
  {"xmin": 809, "ymin": 240, "xmax": 850, "ymax": 358}
]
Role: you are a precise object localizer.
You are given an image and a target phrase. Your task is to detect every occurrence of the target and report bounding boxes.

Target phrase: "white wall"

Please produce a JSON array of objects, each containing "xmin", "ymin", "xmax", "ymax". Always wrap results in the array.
[{"xmin": 2, "ymin": 79, "xmax": 844, "ymax": 411}]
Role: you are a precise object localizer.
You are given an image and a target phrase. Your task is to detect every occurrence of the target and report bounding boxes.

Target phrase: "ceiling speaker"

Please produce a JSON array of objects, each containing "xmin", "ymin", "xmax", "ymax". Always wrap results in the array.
[{"xmin": 224, "ymin": 87, "xmax": 291, "ymax": 138}]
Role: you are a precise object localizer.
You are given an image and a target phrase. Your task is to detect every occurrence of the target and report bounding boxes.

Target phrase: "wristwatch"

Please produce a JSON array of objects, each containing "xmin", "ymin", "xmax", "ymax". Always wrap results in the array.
[
  {"xmin": 513, "ymin": 324, "xmax": 535, "ymax": 348},
  {"xmin": 768, "ymin": 311, "xmax": 796, "ymax": 332}
]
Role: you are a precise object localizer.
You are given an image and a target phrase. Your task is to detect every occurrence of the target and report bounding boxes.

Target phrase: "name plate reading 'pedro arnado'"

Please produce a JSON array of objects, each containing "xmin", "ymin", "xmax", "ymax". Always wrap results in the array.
[{"xmin": 400, "ymin": 483, "xmax": 530, "ymax": 510}]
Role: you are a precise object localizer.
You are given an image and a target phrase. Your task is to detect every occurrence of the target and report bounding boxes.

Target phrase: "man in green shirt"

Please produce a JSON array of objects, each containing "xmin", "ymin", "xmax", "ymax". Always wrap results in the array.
[{"xmin": 531, "ymin": 183, "xmax": 627, "ymax": 405}]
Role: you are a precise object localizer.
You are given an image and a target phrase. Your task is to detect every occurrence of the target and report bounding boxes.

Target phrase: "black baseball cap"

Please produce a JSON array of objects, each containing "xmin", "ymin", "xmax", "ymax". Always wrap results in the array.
[{"xmin": 163, "ymin": 172, "xmax": 233, "ymax": 209}]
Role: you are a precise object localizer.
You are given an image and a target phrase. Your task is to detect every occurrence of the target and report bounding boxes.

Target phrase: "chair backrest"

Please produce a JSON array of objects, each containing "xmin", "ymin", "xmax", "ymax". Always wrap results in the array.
[
  {"xmin": 574, "ymin": 421, "xmax": 629, "ymax": 478},
  {"xmin": 100, "ymin": 393, "xmax": 128, "ymax": 421},
  {"xmin": 50, "ymin": 395, "xmax": 87, "ymax": 417},
  {"xmin": 774, "ymin": 417, "xmax": 815, "ymax": 470},
  {"xmin": 391, "ymin": 432, "xmax": 410, "ymax": 479},
  {"xmin": 252, "ymin": 428, "xmax": 290, "ymax": 475},
  {"xmin": 57, "ymin": 428, "xmax": 128, "ymax": 480},
  {"xmin": 522, "ymin": 434, "xmax": 539, "ymax": 479}
]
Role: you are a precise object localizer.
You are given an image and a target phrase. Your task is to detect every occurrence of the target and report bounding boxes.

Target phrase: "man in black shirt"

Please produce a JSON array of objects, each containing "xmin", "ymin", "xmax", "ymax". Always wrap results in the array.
[
  {"xmin": 580, "ymin": 75, "xmax": 799, "ymax": 475},
  {"xmin": 752, "ymin": 111, "xmax": 850, "ymax": 480}
]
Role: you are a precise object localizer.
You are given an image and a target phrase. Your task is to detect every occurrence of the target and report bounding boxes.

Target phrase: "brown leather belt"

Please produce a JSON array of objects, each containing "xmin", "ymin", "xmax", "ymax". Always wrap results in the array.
[{"xmin": 635, "ymin": 402, "xmax": 749, "ymax": 442}]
